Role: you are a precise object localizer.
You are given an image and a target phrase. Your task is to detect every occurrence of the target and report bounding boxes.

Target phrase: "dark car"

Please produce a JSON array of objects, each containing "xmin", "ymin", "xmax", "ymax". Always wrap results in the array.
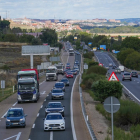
[
  {"xmin": 45, "ymin": 102, "xmax": 65, "ymax": 117},
  {"xmin": 71, "ymin": 70, "xmax": 77, "ymax": 75},
  {"xmin": 51, "ymin": 89, "xmax": 64, "ymax": 100},
  {"xmin": 54, "ymin": 82, "xmax": 65, "ymax": 92},
  {"xmin": 60, "ymin": 78, "xmax": 69, "ymax": 86},
  {"xmin": 64, "ymin": 69, "xmax": 71, "ymax": 74},
  {"xmin": 74, "ymin": 61, "xmax": 79, "ymax": 66},
  {"xmin": 122, "ymin": 72, "xmax": 132, "ymax": 81},
  {"xmin": 4, "ymin": 108, "xmax": 27, "ymax": 129},
  {"xmin": 131, "ymin": 71, "xmax": 138, "ymax": 78},
  {"xmin": 112, "ymin": 65, "xmax": 117, "ymax": 69}
]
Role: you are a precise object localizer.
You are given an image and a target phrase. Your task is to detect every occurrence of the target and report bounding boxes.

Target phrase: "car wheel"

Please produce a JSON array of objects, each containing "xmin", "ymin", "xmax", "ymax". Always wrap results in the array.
[
  {"xmin": 18, "ymin": 101, "xmax": 21, "ymax": 104},
  {"xmin": 130, "ymin": 79, "xmax": 132, "ymax": 81},
  {"xmin": 51, "ymin": 97, "xmax": 53, "ymax": 100},
  {"xmin": 6, "ymin": 126, "xmax": 8, "ymax": 129},
  {"xmin": 122, "ymin": 79, "xmax": 124, "ymax": 81},
  {"xmin": 137, "ymin": 76, "xmax": 138, "ymax": 78},
  {"xmin": 23, "ymin": 125, "xmax": 25, "ymax": 128}
]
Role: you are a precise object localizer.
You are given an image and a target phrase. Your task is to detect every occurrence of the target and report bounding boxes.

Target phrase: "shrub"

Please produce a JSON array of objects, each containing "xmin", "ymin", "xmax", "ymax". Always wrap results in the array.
[
  {"xmin": 83, "ymin": 51, "xmax": 94, "ymax": 59},
  {"xmin": 87, "ymin": 65, "xmax": 107, "ymax": 75},
  {"xmin": 88, "ymin": 61, "xmax": 99, "ymax": 68},
  {"xmin": 130, "ymin": 124, "xmax": 140, "ymax": 138},
  {"xmin": 0, "ymin": 65, "xmax": 10, "ymax": 70},
  {"xmin": 92, "ymin": 80, "xmax": 122, "ymax": 103}
]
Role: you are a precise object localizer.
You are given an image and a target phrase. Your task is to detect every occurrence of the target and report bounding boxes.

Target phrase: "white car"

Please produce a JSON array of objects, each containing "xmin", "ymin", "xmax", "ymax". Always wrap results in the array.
[{"xmin": 44, "ymin": 113, "xmax": 65, "ymax": 131}]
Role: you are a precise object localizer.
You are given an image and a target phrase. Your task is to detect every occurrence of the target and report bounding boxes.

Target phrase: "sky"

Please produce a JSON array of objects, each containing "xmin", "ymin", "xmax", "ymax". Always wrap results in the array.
[{"xmin": 0, "ymin": 0, "xmax": 140, "ymax": 20}]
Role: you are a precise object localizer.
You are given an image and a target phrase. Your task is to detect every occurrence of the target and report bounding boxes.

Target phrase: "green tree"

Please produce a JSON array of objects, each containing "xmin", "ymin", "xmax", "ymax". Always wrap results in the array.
[
  {"xmin": 31, "ymin": 37, "xmax": 42, "ymax": 45},
  {"xmin": 19, "ymin": 34, "xmax": 35, "ymax": 43},
  {"xmin": 3, "ymin": 34, "xmax": 18, "ymax": 42}
]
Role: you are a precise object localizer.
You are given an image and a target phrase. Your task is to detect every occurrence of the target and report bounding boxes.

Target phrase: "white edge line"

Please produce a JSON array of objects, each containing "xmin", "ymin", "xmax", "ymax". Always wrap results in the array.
[
  {"xmin": 32, "ymin": 124, "xmax": 35, "ymax": 128},
  {"xmin": 1, "ymin": 111, "xmax": 8, "ymax": 118},
  {"xmin": 37, "ymin": 113, "xmax": 39, "ymax": 117},
  {"xmin": 12, "ymin": 102, "xmax": 17, "ymax": 106},
  {"xmin": 16, "ymin": 132, "xmax": 21, "ymax": 140},
  {"xmin": 50, "ymin": 131, "xmax": 53, "ymax": 140},
  {"xmin": 41, "ymin": 105, "xmax": 43, "ymax": 108},
  {"xmin": 3, "ymin": 135, "xmax": 17, "ymax": 140}
]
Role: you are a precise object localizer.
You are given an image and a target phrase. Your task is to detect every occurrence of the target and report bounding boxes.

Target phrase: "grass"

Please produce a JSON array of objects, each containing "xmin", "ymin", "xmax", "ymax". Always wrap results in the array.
[{"xmin": 0, "ymin": 86, "xmax": 17, "ymax": 102}]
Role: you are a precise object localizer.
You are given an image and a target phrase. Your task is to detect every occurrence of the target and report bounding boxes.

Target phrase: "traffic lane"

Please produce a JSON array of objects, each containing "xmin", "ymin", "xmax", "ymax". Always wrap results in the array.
[
  {"xmin": 0, "ymin": 74, "xmax": 64, "ymax": 140},
  {"xmin": 29, "ymin": 69, "xmax": 75, "ymax": 139},
  {"xmin": 96, "ymin": 52, "xmax": 140, "ymax": 100}
]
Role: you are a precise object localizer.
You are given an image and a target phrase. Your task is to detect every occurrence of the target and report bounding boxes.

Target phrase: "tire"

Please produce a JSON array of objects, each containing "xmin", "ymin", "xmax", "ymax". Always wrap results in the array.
[
  {"xmin": 130, "ymin": 79, "xmax": 132, "ymax": 81},
  {"xmin": 34, "ymin": 100, "xmax": 37, "ymax": 103},
  {"xmin": 6, "ymin": 126, "xmax": 8, "ymax": 129},
  {"xmin": 23, "ymin": 125, "xmax": 25, "ymax": 128},
  {"xmin": 18, "ymin": 101, "xmax": 21, "ymax": 104},
  {"xmin": 122, "ymin": 79, "xmax": 124, "ymax": 81},
  {"xmin": 51, "ymin": 97, "xmax": 53, "ymax": 100}
]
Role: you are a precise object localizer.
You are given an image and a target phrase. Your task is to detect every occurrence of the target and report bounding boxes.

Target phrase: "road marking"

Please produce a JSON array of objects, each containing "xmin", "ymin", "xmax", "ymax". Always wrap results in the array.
[
  {"xmin": 37, "ymin": 113, "xmax": 39, "ymax": 117},
  {"xmin": 12, "ymin": 102, "xmax": 17, "ymax": 106},
  {"xmin": 134, "ymin": 80, "xmax": 135, "ymax": 81},
  {"xmin": 50, "ymin": 131, "xmax": 53, "ymax": 140},
  {"xmin": 32, "ymin": 124, "xmax": 35, "ymax": 128},
  {"xmin": 137, "ymin": 82, "xmax": 139, "ymax": 83},
  {"xmin": 39, "ymin": 80, "xmax": 45, "ymax": 85},
  {"xmin": 41, "ymin": 91, "xmax": 46, "ymax": 95},
  {"xmin": 41, "ymin": 105, "xmax": 43, "ymax": 108},
  {"xmin": 3, "ymin": 132, "xmax": 21, "ymax": 140},
  {"xmin": 1, "ymin": 111, "xmax": 8, "ymax": 118}
]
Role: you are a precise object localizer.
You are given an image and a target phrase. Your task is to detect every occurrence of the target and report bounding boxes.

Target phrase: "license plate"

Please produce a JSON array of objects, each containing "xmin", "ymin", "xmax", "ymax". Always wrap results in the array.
[
  {"xmin": 13, "ymin": 123, "xmax": 18, "ymax": 125},
  {"xmin": 25, "ymin": 100, "xmax": 29, "ymax": 101}
]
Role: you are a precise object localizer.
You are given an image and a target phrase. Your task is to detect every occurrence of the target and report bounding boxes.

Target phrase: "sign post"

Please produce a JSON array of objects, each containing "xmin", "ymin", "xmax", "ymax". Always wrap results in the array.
[
  {"xmin": 1, "ymin": 80, "xmax": 5, "ymax": 96},
  {"xmin": 104, "ymin": 96, "xmax": 120, "ymax": 140},
  {"xmin": 84, "ymin": 63, "xmax": 88, "ymax": 73}
]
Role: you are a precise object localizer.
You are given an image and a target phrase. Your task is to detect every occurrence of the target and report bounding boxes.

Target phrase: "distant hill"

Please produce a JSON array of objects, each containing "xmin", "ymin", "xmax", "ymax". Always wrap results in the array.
[{"xmin": 118, "ymin": 18, "xmax": 140, "ymax": 23}]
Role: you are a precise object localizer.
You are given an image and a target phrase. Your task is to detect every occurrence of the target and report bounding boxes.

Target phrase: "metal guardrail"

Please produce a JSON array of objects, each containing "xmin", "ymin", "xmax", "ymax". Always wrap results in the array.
[{"xmin": 79, "ymin": 53, "xmax": 97, "ymax": 140}]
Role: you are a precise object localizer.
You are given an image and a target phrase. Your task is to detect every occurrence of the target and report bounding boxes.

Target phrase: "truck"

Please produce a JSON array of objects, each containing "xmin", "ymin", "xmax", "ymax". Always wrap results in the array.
[
  {"xmin": 69, "ymin": 48, "xmax": 74, "ymax": 56},
  {"xmin": 119, "ymin": 66, "xmax": 124, "ymax": 72},
  {"xmin": 17, "ymin": 78, "xmax": 40, "ymax": 103},
  {"xmin": 56, "ymin": 64, "xmax": 64, "ymax": 75},
  {"xmin": 17, "ymin": 69, "xmax": 39, "ymax": 91},
  {"xmin": 46, "ymin": 66, "xmax": 58, "ymax": 81}
]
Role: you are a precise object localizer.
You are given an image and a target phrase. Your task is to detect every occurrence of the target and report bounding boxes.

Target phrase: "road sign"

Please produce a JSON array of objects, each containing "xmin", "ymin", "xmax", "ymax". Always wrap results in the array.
[
  {"xmin": 99, "ymin": 63, "xmax": 103, "ymax": 66},
  {"xmin": 22, "ymin": 45, "xmax": 50, "ymax": 55},
  {"xmin": 108, "ymin": 72, "xmax": 119, "ymax": 81},
  {"xmin": 84, "ymin": 64, "xmax": 88, "ymax": 69},
  {"xmin": 104, "ymin": 96, "xmax": 120, "ymax": 140},
  {"xmin": 1, "ymin": 80, "xmax": 5, "ymax": 88}
]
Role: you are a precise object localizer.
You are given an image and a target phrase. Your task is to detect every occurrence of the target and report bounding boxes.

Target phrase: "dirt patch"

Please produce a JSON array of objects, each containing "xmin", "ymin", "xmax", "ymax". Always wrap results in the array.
[{"xmin": 83, "ymin": 91, "xmax": 110, "ymax": 140}]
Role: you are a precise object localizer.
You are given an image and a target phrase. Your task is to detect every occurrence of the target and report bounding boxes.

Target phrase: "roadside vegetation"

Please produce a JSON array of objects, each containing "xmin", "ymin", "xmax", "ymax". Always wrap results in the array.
[{"xmin": 79, "ymin": 52, "xmax": 140, "ymax": 140}]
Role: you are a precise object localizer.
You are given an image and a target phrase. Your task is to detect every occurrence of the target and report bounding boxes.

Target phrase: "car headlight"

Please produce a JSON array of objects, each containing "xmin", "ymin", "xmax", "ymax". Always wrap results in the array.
[
  {"xmin": 20, "ymin": 118, "xmax": 25, "ymax": 121},
  {"xmin": 46, "ymin": 110, "xmax": 50, "ymax": 112},
  {"xmin": 60, "ymin": 123, "xmax": 64, "ymax": 125},
  {"xmin": 18, "ymin": 95, "xmax": 21, "ymax": 100},
  {"xmin": 33, "ymin": 94, "xmax": 36, "ymax": 99},
  {"xmin": 6, "ymin": 119, "xmax": 10, "ymax": 122},
  {"xmin": 59, "ymin": 110, "xmax": 64, "ymax": 112},
  {"xmin": 45, "ymin": 124, "xmax": 49, "ymax": 126}
]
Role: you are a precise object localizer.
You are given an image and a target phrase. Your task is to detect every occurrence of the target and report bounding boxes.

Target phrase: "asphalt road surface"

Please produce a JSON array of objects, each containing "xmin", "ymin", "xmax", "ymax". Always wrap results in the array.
[{"xmin": 95, "ymin": 51, "xmax": 140, "ymax": 100}]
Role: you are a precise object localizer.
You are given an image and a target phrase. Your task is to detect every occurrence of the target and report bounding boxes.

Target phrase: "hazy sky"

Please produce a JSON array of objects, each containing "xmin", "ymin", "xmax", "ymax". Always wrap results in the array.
[{"xmin": 0, "ymin": 0, "xmax": 140, "ymax": 19}]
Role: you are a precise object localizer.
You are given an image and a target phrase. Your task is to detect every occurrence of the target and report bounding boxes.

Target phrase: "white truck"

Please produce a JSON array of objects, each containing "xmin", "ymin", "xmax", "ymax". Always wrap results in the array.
[
  {"xmin": 119, "ymin": 66, "xmax": 124, "ymax": 72},
  {"xmin": 69, "ymin": 48, "xmax": 74, "ymax": 56},
  {"xmin": 46, "ymin": 66, "xmax": 58, "ymax": 81}
]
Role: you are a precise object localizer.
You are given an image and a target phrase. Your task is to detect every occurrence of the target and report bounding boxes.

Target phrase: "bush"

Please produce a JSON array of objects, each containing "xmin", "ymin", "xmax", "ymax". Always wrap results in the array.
[
  {"xmin": 130, "ymin": 124, "xmax": 140, "ymax": 138},
  {"xmin": 114, "ymin": 100, "xmax": 140, "ymax": 125},
  {"xmin": 88, "ymin": 61, "xmax": 99, "ymax": 68},
  {"xmin": 0, "ymin": 65, "xmax": 10, "ymax": 70},
  {"xmin": 83, "ymin": 51, "xmax": 94, "ymax": 59},
  {"xmin": 87, "ymin": 65, "xmax": 107, "ymax": 75},
  {"xmin": 92, "ymin": 80, "xmax": 122, "ymax": 103}
]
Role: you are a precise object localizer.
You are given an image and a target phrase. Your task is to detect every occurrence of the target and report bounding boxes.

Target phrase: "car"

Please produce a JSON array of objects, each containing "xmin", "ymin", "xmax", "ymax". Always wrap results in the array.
[
  {"xmin": 66, "ymin": 72, "xmax": 73, "ymax": 78},
  {"xmin": 131, "ymin": 71, "xmax": 138, "ymax": 78},
  {"xmin": 105, "ymin": 66, "xmax": 109, "ymax": 70},
  {"xmin": 66, "ymin": 66, "xmax": 70, "ymax": 69},
  {"xmin": 71, "ymin": 70, "xmax": 77, "ymax": 75},
  {"xmin": 73, "ymin": 65, "xmax": 78, "ymax": 69},
  {"xmin": 66, "ymin": 63, "xmax": 70, "ymax": 66},
  {"xmin": 112, "ymin": 65, "xmax": 117, "ymax": 69},
  {"xmin": 122, "ymin": 72, "xmax": 132, "ymax": 81},
  {"xmin": 114, "ymin": 68, "xmax": 121, "ymax": 74},
  {"xmin": 109, "ymin": 63, "xmax": 113, "ymax": 67},
  {"xmin": 54, "ymin": 82, "xmax": 65, "ymax": 92},
  {"xmin": 74, "ymin": 67, "xmax": 79, "ymax": 72},
  {"xmin": 74, "ymin": 61, "xmax": 79, "ymax": 66},
  {"xmin": 45, "ymin": 102, "xmax": 65, "ymax": 117},
  {"xmin": 44, "ymin": 113, "xmax": 65, "ymax": 131},
  {"xmin": 4, "ymin": 108, "xmax": 27, "ymax": 129},
  {"xmin": 64, "ymin": 69, "xmax": 71, "ymax": 74},
  {"xmin": 60, "ymin": 78, "xmax": 69, "ymax": 86},
  {"xmin": 51, "ymin": 89, "xmax": 64, "ymax": 100}
]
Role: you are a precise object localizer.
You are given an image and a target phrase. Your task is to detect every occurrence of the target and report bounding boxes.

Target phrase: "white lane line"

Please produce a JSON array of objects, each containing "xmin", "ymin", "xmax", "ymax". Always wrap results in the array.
[
  {"xmin": 41, "ymin": 105, "xmax": 43, "ymax": 108},
  {"xmin": 1, "ymin": 111, "xmax": 8, "ymax": 118},
  {"xmin": 39, "ymin": 80, "xmax": 45, "ymax": 85},
  {"xmin": 37, "ymin": 113, "xmax": 39, "ymax": 117},
  {"xmin": 50, "ymin": 131, "xmax": 53, "ymax": 140},
  {"xmin": 32, "ymin": 124, "xmax": 35, "ymax": 128},
  {"xmin": 12, "ymin": 102, "xmax": 17, "ymax": 106},
  {"xmin": 16, "ymin": 132, "xmax": 21, "ymax": 140},
  {"xmin": 137, "ymin": 82, "xmax": 139, "ymax": 83}
]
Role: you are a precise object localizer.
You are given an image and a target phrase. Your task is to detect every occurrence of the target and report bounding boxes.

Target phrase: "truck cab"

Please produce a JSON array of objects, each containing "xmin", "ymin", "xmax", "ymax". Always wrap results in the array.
[
  {"xmin": 69, "ymin": 48, "xmax": 74, "ymax": 56},
  {"xmin": 46, "ymin": 66, "xmax": 58, "ymax": 81},
  {"xmin": 17, "ymin": 78, "xmax": 40, "ymax": 103}
]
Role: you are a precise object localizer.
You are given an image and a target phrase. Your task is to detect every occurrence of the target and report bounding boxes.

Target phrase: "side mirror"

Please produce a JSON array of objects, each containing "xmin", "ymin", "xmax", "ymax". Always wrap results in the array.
[
  {"xmin": 24, "ymin": 114, "xmax": 27, "ymax": 117},
  {"xmin": 63, "ymin": 106, "xmax": 65, "ymax": 107},
  {"xmin": 44, "ymin": 106, "xmax": 46, "ymax": 108},
  {"xmin": 64, "ymin": 117, "xmax": 66, "ymax": 119},
  {"xmin": 4, "ymin": 116, "xmax": 6, "ymax": 118},
  {"xmin": 43, "ymin": 118, "xmax": 45, "ymax": 120}
]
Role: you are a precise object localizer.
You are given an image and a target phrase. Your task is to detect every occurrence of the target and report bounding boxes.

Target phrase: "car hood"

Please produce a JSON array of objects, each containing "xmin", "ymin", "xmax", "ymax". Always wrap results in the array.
[
  {"xmin": 46, "ymin": 108, "xmax": 63, "ymax": 111},
  {"xmin": 44, "ymin": 119, "xmax": 64, "ymax": 124},
  {"xmin": 7, "ymin": 116, "xmax": 23, "ymax": 120}
]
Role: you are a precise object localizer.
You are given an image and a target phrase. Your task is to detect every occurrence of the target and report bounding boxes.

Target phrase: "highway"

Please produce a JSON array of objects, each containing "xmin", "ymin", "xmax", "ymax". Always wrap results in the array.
[
  {"xmin": 0, "ymin": 43, "xmax": 82, "ymax": 140},
  {"xmin": 95, "ymin": 51, "xmax": 140, "ymax": 100}
]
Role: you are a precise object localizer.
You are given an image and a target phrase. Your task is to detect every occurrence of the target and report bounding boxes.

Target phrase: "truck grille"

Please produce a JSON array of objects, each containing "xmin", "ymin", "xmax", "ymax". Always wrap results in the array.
[
  {"xmin": 20, "ymin": 93, "xmax": 33, "ymax": 100},
  {"xmin": 48, "ymin": 74, "xmax": 55, "ymax": 77},
  {"xmin": 49, "ymin": 124, "xmax": 60, "ymax": 127}
]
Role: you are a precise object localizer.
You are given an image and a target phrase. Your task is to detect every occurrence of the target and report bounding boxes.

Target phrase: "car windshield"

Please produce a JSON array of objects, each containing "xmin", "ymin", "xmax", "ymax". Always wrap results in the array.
[
  {"xmin": 52, "ymin": 90, "xmax": 63, "ymax": 93},
  {"xmin": 7, "ymin": 110, "xmax": 23, "ymax": 117},
  {"xmin": 18, "ymin": 83, "xmax": 35, "ymax": 90},
  {"xmin": 67, "ymin": 73, "xmax": 72, "ymax": 75},
  {"xmin": 61, "ymin": 79, "xmax": 68, "ymax": 82},
  {"xmin": 46, "ymin": 69, "xmax": 56, "ymax": 73},
  {"xmin": 56, "ymin": 66, "xmax": 63, "ymax": 69},
  {"xmin": 48, "ymin": 103, "xmax": 62, "ymax": 108},
  {"xmin": 46, "ymin": 114, "xmax": 62, "ymax": 120},
  {"xmin": 132, "ymin": 72, "xmax": 137, "ymax": 74},
  {"xmin": 124, "ymin": 73, "xmax": 130, "ymax": 75}
]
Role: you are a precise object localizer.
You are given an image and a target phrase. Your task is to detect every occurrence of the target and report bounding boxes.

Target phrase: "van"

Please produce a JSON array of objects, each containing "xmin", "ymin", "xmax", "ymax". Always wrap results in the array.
[{"xmin": 119, "ymin": 66, "xmax": 124, "ymax": 72}]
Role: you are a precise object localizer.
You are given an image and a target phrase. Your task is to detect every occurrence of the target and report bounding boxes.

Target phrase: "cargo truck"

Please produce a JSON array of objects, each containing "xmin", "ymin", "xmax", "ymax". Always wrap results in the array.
[
  {"xmin": 69, "ymin": 48, "xmax": 74, "ymax": 56},
  {"xmin": 46, "ymin": 66, "xmax": 58, "ymax": 81},
  {"xmin": 17, "ymin": 78, "xmax": 40, "ymax": 103}
]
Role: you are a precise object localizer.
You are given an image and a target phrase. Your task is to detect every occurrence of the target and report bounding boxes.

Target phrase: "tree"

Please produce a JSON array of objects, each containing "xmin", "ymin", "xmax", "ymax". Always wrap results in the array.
[
  {"xmin": 31, "ymin": 37, "xmax": 42, "ymax": 45},
  {"xmin": 19, "ymin": 34, "xmax": 35, "ymax": 43},
  {"xmin": 0, "ymin": 20, "xmax": 10, "ymax": 31},
  {"xmin": 3, "ymin": 34, "xmax": 18, "ymax": 42}
]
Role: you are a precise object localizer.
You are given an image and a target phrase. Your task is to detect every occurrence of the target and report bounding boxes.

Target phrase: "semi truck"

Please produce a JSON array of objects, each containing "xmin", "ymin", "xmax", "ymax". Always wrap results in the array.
[
  {"xmin": 17, "ymin": 78, "xmax": 40, "ymax": 103},
  {"xmin": 69, "ymin": 48, "xmax": 74, "ymax": 56},
  {"xmin": 46, "ymin": 66, "xmax": 58, "ymax": 81}
]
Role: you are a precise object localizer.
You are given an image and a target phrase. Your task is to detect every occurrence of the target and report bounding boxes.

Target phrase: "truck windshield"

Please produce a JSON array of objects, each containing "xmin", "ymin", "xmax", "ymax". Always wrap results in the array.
[
  {"xmin": 17, "ymin": 75, "xmax": 37, "ymax": 80},
  {"xmin": 56, "ymin": 66, "xmax": 63, "ymax": 69},
  {"xmin": 69, "ymin": 50, "xmax": 74, "ymax": 52},
  {"xmin": 18, "ymin": 83, "xmax": 35, "ymax": 90},
  {"xmin": 46, "ymin": 69, "xmax": 56, "ymax": 73}
]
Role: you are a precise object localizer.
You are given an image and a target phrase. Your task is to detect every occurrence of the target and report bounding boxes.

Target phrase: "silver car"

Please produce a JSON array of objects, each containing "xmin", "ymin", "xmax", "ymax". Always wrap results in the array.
[
  {"xmin": 114, "ymin": 68, "xmax": 121, "ymax": 74},
  {"xmin": 109, "ymin": 63, "xmax": 113, "ymax": 67},
  {"xmin": 51, "ymin": 89, "xmax": 64, "ymax": 100},
  {"xmin": 122, "ymin": 72, "xmax": 132, "ymax": 81},
  {"xmin": 44, "ymin": 113, "xmax": 65, "ymax": 131}
]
